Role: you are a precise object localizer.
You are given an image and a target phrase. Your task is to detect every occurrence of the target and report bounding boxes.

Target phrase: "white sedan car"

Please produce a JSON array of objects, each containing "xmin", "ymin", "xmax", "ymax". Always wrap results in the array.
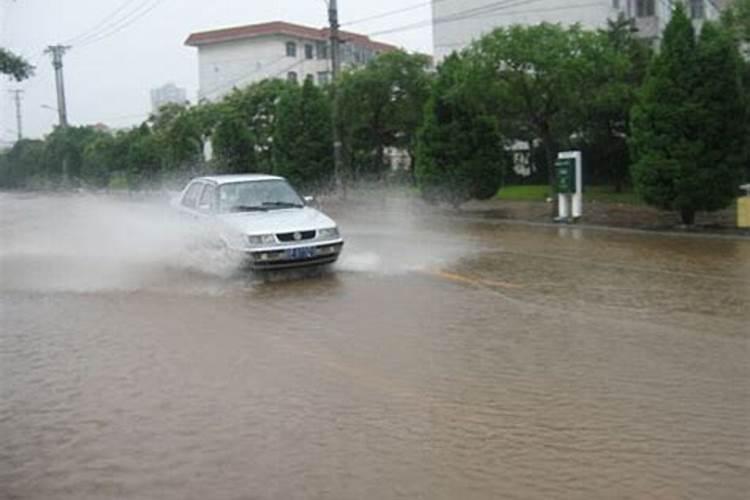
[{"xmin": 175, "ymin": 174, "xmax": 343, "ymax": 269}]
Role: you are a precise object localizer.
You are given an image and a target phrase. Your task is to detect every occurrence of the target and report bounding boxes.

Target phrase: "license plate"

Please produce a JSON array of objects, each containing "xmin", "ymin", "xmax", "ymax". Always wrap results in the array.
[{"xmin": 286, "ymin": 247, "xmax": 316, "ymax": 260}]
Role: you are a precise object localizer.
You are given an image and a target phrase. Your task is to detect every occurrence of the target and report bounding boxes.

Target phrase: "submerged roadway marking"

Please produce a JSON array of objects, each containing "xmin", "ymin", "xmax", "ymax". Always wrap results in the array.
[{"xmin": 429, "ymin": 270, "xmax": 524, "ymax": 290}]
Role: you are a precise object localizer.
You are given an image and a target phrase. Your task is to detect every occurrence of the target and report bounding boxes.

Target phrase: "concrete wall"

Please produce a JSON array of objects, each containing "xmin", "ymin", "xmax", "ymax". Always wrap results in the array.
[
  {"xmin": 432, "ymin": 0, "xmax": 722, "ymax": 62},
  {"xmin": 432, "ymin": 0, "xmax": 617, "ymax": 62},
  {"xmin": 197, "ymin": 35, "xmax": 331, "ymax": 102}
]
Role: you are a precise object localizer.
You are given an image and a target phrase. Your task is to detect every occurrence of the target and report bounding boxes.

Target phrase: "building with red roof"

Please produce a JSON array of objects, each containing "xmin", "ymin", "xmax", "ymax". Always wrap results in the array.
[{"xmin": 185, "ymin": 21, "xmax": 399, "ymax": 101}]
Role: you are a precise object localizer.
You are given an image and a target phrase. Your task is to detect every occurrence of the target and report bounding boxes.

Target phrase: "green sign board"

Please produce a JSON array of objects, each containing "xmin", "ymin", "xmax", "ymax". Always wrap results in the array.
[{"xmin": 555, "ymin": 158, "xmax": 575, "ymax": 194}]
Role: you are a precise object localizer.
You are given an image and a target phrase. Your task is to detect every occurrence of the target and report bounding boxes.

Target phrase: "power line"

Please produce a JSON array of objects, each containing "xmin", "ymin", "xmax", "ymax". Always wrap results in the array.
[
  {"xmin": 367, "ymin": 0, "xmax": 530, "ymax": 37},
  {"xmin": 198, "ymin": 2, "xmax": 543, "ymax": 102},
  {"xmin": 75, "ymin": 0, "xmax": 164, "ymax": 48},
  {"xmin": 198, "ymin": 55, "xmax": 290, "ymax": 100},
  {"xmin": 341, "ymin": 0, "xmax": 445, "ymax": 27},
  {"xmin": 73, "ymin": 0, "xmax": 158, "ymax": 46},
  {"xmin": 432, "ymin": 1, "xmax": 603, "ymax": 48},
  {"xmin": 367, "ymin": 0, "xmax": 545, "ymax": 37},
  {"xmin": 74, "ymin": 0, "xmax": 166, "ymax": 49},
  {"xmin": 64, "ymin": 0, "xmax": 141, "ymax": 45}
]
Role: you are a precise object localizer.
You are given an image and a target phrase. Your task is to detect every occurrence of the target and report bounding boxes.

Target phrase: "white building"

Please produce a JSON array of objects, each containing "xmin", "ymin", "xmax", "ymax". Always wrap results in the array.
[
  {"xmin": 432, "ymin": 0, "xmax": 724, "ymax": 62},
  {"xmin": 185, "ymin": 21, "xmax": 398, "ymax": 102},
  {"xmin": 150, "ymin": 82, "xmax": 188, "ymax": 112}
]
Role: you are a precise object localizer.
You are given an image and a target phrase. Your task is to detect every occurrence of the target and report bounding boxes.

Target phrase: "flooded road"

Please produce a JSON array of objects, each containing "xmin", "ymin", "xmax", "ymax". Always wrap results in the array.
[{"xmin": 1, "ymin": 192, "xmax": 749, "ymax": 499}]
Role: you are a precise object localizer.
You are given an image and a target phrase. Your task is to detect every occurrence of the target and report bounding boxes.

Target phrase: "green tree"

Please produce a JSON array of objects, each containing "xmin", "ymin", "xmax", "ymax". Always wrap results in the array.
[
  {"xmin": 416, "ymin": 54, "xmax": 506, "ymax": 207},
  {"xmin": 124, "ymin": 124, "xmax": 163, "ymax": 188},
  {"xmin": 721, "ymin": 0, "xmax": 750, "ymax": 183},
  {"xmin": 579, "ymin": 15, "xmax": 651, "ymax": 191},
  {"xmin": 211, "ymin": 104, "xmax": 257, "ymax": 174},
  {"xmin": 471, "ymin": 23, "xmax": 628, "ymax": 194},
  {"xmin": 273, "ymin": 78, "xmax": 333, "ymax": 191},
  {"xmin": 0, "ymin": 48, "xmax": 34, "ymax": 81},
  {"xmin": 337, "ymin": 50, "xmax": 431, "ymax": 182},
  {"xmin": 151, "ymin": 102, "xmax": 218, "ymax": 173},
  {"xmin": 41, "ymin": 126, "xmax": 103, "ymax": 185},
  {"xmin": 631, "ymin": 5, "xmax": 745, "ymax": 225},
  {"xmin": 212, "ymin": 80, "xmax": 292, "ymax": 173},
  {"xmin": 722, "ymin": 0, "xmax": 750, "ymax": 42},
  {"xmin": 0, "ymin": 139, "xmax": 45, "ymax": 188},
  {"xmin": 82, "ymin": 132, "xmax": 130, "ymax": 188}
]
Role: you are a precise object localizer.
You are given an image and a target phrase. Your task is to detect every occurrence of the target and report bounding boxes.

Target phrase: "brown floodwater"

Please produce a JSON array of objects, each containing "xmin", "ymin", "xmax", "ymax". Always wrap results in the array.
[{"xmin": 1, "ymin": 192, "xmax": 748, "ymax": 499}]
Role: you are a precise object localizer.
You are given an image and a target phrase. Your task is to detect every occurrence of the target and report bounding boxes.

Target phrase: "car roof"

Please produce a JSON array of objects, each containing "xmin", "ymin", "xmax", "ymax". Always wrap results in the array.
[{"xmin": 194, "ymin": 174, "xmax": 284, "ymax": 185}]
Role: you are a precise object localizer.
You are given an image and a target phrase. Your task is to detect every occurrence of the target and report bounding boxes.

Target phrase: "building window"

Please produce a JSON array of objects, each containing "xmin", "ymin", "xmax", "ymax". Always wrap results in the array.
[
  {"xmin": 342, "ymin": 43, "xmax": 352, "ymax": 64},
  {"xmin": 287, "ymin": 71, "xmax": 298, "ymax": 83},
  {"xmin": 317, "ymin": 71, "xmax": 330, "ymax": 85},
  {"xmin": 286, "ymin": 41, "xmax": 297, "ymax": 57},
  {"xmin": 636, "ymin": 0, "xmax": 655, "ymax": 17},
  {"xmin": 316, "ymin": 42, "xmax": 328, "ymax": 59},
  {"xmin": 689, "ymin": 0, "xmax": 705, "ymax": 19},
  {"xmin": 305, "ymin": 44, "xmax": 314, "ymax": 59},
  {"xmin": 362, "ymin": 47, "xmax": 374, "ymax": 64},
  {"xmin": 612, "ymin": 0, "xmax": 619, "ymax": 9}
]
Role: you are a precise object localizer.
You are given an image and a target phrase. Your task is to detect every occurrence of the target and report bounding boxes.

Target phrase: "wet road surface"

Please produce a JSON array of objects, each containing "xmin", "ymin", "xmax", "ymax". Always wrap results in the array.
[{"xmin": 1, "ymin": 192, "xmax": 749, "ymax": 499}]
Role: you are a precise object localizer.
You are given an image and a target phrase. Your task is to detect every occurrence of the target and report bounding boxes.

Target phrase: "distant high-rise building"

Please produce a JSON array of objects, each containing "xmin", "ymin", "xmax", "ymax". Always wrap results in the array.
[
  {"xmin": 185, "ymin": 21, "xmax": 398, "ymax": 102},
  {"xmin": 150, "ymin": 82, "xmax": 188, "ymax": 112},
  {"xmin": 432, "ymin": 0, "xmax": 725, "ymax": 63}
]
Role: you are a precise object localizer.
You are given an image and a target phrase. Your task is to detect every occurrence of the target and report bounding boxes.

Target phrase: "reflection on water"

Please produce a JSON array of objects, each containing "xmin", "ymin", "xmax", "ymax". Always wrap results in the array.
[{"xmin": 1, "ymin": 192, "xmax": 749, "ymax": 499}]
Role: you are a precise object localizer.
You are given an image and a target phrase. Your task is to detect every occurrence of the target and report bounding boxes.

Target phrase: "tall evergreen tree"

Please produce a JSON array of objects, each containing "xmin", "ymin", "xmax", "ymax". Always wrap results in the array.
[
  {"xmin": 691, "ymin": 20, "xmax": 747, "ymax": 207},
  {"xmin": 416, "ymin": 54, "xmax": 505, "ymax": 207},
  {"xmin": 581, "ymin": 15, "xmax": 651, "ymax": 191},
  {"xmin": 273, "ymin": 78, "xmax": 334, "ymax": 191},
  {"xmin": 631, "ymin": 4, "xmax": 745, "ymax": 225}
]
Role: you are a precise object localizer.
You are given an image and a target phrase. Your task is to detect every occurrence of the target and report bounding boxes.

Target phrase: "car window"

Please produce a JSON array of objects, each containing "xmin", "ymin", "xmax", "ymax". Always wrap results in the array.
[
  {"xmin": 218, "ymin": 180, "xmax": 303, "ymax": 213},
  {"xmin": 181, "ymin": 182, "xmax": 204, "ymax": 209},
  {"xmin": 198, "ymin": 184, "xmax": 216, "ymax": 212}
]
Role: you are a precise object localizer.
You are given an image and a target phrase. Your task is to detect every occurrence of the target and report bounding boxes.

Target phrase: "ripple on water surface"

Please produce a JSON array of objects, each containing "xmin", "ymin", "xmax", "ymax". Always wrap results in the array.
[{"xmin": 1, "ymin": 192, "xmax": 749, "ymax": 499}]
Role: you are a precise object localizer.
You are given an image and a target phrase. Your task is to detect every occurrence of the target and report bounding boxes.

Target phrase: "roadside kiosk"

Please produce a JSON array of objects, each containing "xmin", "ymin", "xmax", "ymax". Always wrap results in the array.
[
  {"xmin": 555, "ymin": 151, "xmax": 583, "ymax": 222},
  {"xmin": 739, "ymin": 184, "xmax": 750, "ymax": 229}
]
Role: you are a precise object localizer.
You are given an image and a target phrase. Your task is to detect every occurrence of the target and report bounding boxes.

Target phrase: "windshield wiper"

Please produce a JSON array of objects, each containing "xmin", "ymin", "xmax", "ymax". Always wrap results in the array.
[
  {"xmin": 229, "ymin": 205, "xmax": 268, "ymax": 212},
  {"xmin": 261, "ymin": 201, "xmax": 303, "ymax": 209}
]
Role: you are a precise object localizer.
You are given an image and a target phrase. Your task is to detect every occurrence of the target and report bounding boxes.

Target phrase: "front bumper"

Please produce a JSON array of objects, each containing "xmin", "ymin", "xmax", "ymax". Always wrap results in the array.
[{"xmin": 246, "ymin": 241, "xmax": 344, "ymax": 270}]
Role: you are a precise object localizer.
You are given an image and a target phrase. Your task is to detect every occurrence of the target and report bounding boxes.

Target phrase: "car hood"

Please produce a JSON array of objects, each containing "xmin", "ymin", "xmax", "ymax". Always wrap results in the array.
[{"xmin": 216, "ymin": 206, "xmax": 337, "ymax": 235}]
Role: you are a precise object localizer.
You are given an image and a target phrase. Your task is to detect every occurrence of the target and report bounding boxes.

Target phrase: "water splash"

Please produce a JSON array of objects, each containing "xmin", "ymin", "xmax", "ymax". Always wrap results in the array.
[{"xmin": 0, "ymin": 193, "xmax": 243, "ymax": 293}]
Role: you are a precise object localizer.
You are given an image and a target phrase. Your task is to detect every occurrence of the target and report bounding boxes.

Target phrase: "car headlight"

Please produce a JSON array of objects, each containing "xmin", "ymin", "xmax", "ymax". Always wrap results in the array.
[
  {"xmin": 247, "ymin": 234, "xmax": 276, "ymax": 246},
  {"xmin": 318, "ymin": 227, "xmax": 340, "ymax": 239}
]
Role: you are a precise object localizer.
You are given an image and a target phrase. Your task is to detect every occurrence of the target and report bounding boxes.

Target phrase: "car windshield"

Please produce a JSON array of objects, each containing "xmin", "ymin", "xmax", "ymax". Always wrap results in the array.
[{"xmin": 217, "ymin": 180, "xmax": 304, "ymax": 213}]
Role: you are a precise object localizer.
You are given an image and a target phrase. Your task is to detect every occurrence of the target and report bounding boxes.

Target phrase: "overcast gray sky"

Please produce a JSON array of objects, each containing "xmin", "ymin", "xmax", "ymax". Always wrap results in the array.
[{"xmin": 0, "ymin": 0, "xmax": 433, "ymax": 141}]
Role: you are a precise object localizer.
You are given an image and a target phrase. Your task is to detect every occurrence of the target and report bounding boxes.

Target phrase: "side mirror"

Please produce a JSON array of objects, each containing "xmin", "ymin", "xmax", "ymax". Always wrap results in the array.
[{"xmin": 304, "ymin": 196, "xmax": 315, "ymax": 205}]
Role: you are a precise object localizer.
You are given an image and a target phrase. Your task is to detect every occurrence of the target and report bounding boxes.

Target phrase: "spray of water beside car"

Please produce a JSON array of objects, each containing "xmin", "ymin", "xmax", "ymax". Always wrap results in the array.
[{"xmin": 173, "ymin": 174, "xmax": 343, "ymax": 270}]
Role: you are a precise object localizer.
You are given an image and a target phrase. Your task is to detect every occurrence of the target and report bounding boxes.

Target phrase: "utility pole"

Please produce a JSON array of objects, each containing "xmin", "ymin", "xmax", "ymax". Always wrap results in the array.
[
  {"xmin": 45, "ymin": 45, "xmax": 71, "ymax": 128},
  {"xmin": 328, "ymin": 0, "xmax": 345, "ymax": 196},
  {"xmin": 45, "ymin": 44, "xmax": 71, "ymax": 185},
  {"xmin": 9, "ymin": 89, "xmax": 23, "ymax": 141}
]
